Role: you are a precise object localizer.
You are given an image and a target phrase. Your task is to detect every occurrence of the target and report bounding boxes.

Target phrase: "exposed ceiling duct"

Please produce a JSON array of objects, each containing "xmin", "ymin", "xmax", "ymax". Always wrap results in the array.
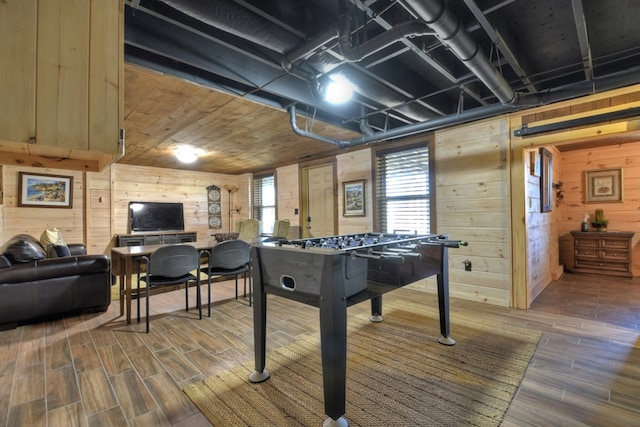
[
  {"xmin": 123, "ymin": 0, "xmax": 640, "ymax": 170},
  {"xmin": 155, "ymin": 0, "xmax": 440, "ymax": 124}
]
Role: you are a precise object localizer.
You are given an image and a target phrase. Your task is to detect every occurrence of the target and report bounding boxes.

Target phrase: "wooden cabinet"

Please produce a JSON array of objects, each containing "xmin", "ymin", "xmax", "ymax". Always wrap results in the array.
[
  {"xmin": 116, "ymin": 232, "xmax": 198, "ymax": 247},
  {"xmin": 568, "ymin": 231, "xmax": 634, "ymax": 277},
  {"xmin": 0, "ymin": 0, "xmax": 123, "ymax": 172}
]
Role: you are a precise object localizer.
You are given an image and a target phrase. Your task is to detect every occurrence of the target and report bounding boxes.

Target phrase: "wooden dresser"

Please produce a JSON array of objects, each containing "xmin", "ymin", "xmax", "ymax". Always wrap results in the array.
[{"xmin": 567, "ymin": 231, "xmax": 634, "ymax": 277}]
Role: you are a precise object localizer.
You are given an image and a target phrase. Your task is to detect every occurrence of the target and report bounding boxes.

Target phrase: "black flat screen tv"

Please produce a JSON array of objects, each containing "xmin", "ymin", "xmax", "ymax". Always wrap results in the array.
[{"xmin": 129, "ymin": 201, "xmax": 185, "ymax": 232}]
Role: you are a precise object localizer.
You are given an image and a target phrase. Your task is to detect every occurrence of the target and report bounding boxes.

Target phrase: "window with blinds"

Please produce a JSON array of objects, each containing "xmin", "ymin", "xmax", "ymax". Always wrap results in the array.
[
  {"xmin": 252, "ymin": 174, "xmax": 276, "ymax": 234},
  {"xmin": 375, "ymin": 145, "xmax": 431, "ymax": 234}
]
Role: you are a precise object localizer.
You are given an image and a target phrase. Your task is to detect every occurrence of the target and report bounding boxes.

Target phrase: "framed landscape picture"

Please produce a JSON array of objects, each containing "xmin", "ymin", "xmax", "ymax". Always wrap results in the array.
[
  {"xmin": 343, "ymin": 179, "xmax": 365, "ymax": 216},
  {"xmin": 18, "ymin": 172, "xmax": 74, "ymax": 208},
  {"xmin": 584, "ymin": 168, "xmax": 623, "ymax": 203}
]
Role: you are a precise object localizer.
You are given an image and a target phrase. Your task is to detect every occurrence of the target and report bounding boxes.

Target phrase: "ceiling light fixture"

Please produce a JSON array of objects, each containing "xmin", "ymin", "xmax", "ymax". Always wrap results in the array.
[
  {"xmin": 323, "ymin": 74, "xmax": 354, "ymax": 104},
  {"xmin": 176, "ymin": 146, "xmax": 200, "ymax": 163}
]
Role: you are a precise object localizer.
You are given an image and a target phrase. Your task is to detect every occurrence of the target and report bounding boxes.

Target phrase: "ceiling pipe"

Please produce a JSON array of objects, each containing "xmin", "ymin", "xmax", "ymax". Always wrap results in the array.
[
  {"xmin": 290, "ymin": 64, "xmax": 640, "ymax": 147},
  {"xmin": 337, "ymin": 18, "xmax": 433, "ymax": 63},
  {"xmin": 157, "ymin": 0, "xmax": 438, "ymax": 123},
  {"xmin": 404, "ymin": 0, "xmax": 518, "ymax": 105}
]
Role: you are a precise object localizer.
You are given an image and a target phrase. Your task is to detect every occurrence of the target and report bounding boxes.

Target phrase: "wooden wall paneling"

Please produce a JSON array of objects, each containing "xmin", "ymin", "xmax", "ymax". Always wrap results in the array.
[
  {"xmin": 88, "ymin": 0, "xmax": 123, "ymax": 156},
  {"xmin": 557, "ymin": 142, "xmax": 640, "ymax": 274},
  {"xmin": 276, "ymin": 164, "xmax": 300, "ymax": 239},
  {"xmin": 1, "ymin": 166, "xmax": 85, "ymax": 244},
  {"xmin": 434, "ymin": 116, "xmax": 511, "ymax": 307},
  {"xmin": 86, "ymin": 168, "xmax": 113, "ymax": 254},
  {"xmin": 110, "ymin": 164, "xmax": 248, "ymax": 241},
  {"xmin": 0, "ymin": 0, "xmax": 36, "ymax": 144},
  {"xmin": 336, "ymin": 149, "xmax": 374, "ymax": 235},
  {"xmin": 36, "ymin": 0, "xmax": 89, "ymax": 149},
  {"xmin": 511, "ymin": 84, "xmax": 640, "ymax": 308}
]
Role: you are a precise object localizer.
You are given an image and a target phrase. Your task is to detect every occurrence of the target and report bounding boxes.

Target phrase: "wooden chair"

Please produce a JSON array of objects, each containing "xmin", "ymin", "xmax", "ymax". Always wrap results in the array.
[
  {"xmin": 236, "ymin": 219, "xmax": 261, "ymax": 239},
  {"xmin": 201, "ymin": 239, "xmax": 251, "ymax": 313},
  {"xmin": 272, "ymin": 219, "xmax": 290, "ymax": 238},
  {"xmin": 136, "ymin": 244, "xmax": 201, "ymax": 333}
]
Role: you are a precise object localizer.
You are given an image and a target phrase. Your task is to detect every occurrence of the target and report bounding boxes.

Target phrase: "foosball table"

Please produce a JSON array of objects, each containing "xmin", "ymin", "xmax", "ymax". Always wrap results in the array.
[{"xmin": 248, "ymin": 232, "xmax": 467, "ymax": 426}]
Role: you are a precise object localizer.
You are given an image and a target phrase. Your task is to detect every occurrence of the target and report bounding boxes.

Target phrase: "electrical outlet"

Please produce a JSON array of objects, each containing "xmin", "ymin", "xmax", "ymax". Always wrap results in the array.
[
  {"xmin": 463, "ymin": 260, "xmax": 472, "ymax": 271},
  {"xmin": 294, "ymin": 208, "xmax": 299, "ymax": 215}
]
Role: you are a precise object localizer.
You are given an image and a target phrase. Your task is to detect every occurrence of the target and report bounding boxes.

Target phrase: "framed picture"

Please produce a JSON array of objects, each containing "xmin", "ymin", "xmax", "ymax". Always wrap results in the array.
[
  {"xmin": 540, "ymin": 148, "xmax": 553, "ymax": 212},
  {"xmin": 18, "ymin": 172, "xmax": 74, "ymax": 208},
  {"xmin": 343, "ymin": 179, "xmax": 366, "ymax": 217},
  {"xmin": 584, "ymin": 168, "xmax": 623, "ymax": 203}
]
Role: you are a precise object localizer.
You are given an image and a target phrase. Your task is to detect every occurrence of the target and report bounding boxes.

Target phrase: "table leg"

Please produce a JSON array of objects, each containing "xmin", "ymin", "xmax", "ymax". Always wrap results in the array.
[
  {"xmin": 119, "ymin": 272, "xmax": 124, "ymax": 317},
  {"xmin": 370, "ymin": 295, "xmax": 383, "ymax": 322},
  {"xmin": 249, "ymin": 248, "xmax": 269, "ymax": 383},
  {"xmin": 318, "ymin": 255, "xmax": 348, "ymax": 425},
  {"xmin": 436, "ymin": 246, "xmax": 455, "ymax": 346},
  {"xmin": 125, "ymin": 258, "xmax": 134, "ymax": 324}
]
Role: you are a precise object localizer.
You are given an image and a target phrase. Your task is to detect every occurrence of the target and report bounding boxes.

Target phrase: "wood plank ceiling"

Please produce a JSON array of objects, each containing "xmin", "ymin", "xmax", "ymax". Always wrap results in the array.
[{"xmin": 121, "ymin": 63, "xmax": 360, "ymax": 174}]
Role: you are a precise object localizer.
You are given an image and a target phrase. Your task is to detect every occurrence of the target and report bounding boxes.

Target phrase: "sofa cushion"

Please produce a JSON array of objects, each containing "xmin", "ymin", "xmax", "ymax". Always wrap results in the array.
[{"xmin": 0, "ymin": 234, "xmax": 46, "ymax": 263}]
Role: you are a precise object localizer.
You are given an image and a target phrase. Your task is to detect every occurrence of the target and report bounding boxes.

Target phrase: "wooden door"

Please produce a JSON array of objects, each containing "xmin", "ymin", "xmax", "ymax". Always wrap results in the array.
[{"xmin": 306, "ymin": 164, "xmax": 335, "ymax": 237}]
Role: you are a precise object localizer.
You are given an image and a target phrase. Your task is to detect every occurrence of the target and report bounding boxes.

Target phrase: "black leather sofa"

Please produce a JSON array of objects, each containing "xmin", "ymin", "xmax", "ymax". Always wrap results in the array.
[{"xmin": 0, "ymin": 234, "xmax": 111, "ymax": 329}]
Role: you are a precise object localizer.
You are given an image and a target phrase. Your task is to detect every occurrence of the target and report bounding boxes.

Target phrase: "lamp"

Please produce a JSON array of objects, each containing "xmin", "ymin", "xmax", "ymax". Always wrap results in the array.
[
  {"xmin": 322, "ymin": 74, "xmax": 354, "ymax": 104},
  {"xmin": 223, "ymin": 184, "xmax": 238, "ymax": 232},
  {"xmin": 175, "ymin": 146, "xmax": 199, "ymax": 163}
]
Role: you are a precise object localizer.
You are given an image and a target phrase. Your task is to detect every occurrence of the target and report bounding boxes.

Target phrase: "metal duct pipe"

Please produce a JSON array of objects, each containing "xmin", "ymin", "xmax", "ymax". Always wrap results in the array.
[
  {"xmin": 291, "ymin": 64, "xmax": 640, "ymax": 147},
  {"xmin": 338, "ymin": 17, "xmax": 433, "ymax": 62},
  {"xmin": 404, "ymin": 0, "xmax": 518, "ymax": 104},
  {"xmin": 158, "ymin": 0, "xmax": 438, "ymax": 123},
  {"xmin": 158, "ymin": 0, "xmax": 299, "ymax": 52},
  {"xmin": 289, "ymin": 102, "xmax": 512, "ymax": 147}
]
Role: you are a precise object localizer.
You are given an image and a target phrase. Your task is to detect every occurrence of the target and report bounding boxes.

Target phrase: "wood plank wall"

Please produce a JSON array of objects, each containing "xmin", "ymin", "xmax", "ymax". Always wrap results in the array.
[
  {"xmin": 525, "ymin": 146, "xmax": 563, "ymax": 303},
  {"xmin": 429, "ymin": 117, "xmax": 512, "ymax": 306},
  {"xmin": 556, "ymin": 142, "xmax": 640, "ymax": 273},
  {"xmin": 336, "ymin": 149, "xmax": 374, "ymax": 234},
  {"xmin": 276, "ymin": 164, "xmax": 300, "ymax": 239},
  {"xmin": 110, "ymin": 164, "xmax": 250, "ymax": 243},
  {"xmin": 1, "ymin": 165, "xmax": 86, "ymax": 244},
  {"xmin": 3, "ymin": 85, "xmax": 640, "ymax": 310}
]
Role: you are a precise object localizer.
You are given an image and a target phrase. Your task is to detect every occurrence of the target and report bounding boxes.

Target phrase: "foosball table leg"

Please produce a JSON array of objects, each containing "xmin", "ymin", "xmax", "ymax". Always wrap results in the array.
[{"xmin": 369, "ymin": 295, "xmax": 384, "ymax": 322}]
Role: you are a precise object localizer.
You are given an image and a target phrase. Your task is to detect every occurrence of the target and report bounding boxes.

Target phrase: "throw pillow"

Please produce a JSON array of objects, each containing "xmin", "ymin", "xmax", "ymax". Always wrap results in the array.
[
  {"xmin": 40, "ymin": 228, "xmax": 69, "ymax": 258},
  {"xmin": 0, "ymin": 234, "xmax": 47, "ymax": 263},
  {"xmin": 47, "ymin": 244, "xmax": 72, "ymax": 258}
]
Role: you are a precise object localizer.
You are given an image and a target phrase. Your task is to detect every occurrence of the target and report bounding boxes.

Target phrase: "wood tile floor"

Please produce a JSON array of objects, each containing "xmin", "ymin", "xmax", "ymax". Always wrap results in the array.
[{"xmin": 1, "ymin": 273, "xmax": 639, "ymax": 426}]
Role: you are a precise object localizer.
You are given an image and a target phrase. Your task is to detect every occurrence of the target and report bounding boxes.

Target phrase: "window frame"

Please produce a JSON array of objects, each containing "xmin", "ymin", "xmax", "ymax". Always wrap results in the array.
[
  {"xmin": 252, "ymin": 173, "xmax": 276, "ymax": 235},
  {"xmin": 372, "ymin": 138, "xmax": 435, "ymax": 234}
]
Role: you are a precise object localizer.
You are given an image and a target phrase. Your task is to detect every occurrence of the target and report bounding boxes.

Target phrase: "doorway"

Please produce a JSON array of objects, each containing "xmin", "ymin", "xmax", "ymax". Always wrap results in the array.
[{"xmin": 302, "ymin": 163, "xmax": 336, "ymax": 238}]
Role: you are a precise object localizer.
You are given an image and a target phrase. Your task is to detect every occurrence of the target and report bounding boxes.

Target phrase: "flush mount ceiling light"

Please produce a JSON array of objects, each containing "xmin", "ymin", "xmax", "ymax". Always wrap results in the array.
[
  {"xmin": 175, "ymin": 146, "xmax": 200, "ymax": 163},
  {"xmin": 323, "ymin": 74, "xmax": 354, "ymax": 104}
]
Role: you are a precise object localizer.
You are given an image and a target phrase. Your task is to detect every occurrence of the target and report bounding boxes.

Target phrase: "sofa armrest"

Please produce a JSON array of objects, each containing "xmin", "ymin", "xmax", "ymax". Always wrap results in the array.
[
  {"xmin": 68, "ymin": 244, "xmax": 87, "ymax": 256},
  {"xmin": 0, "ymin": 255, "xmax": 110, "ymax": 284}
]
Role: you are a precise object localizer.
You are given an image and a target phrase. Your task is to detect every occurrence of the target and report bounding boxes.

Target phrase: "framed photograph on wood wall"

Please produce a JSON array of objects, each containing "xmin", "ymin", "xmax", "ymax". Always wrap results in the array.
[
  {"xmin": 18, "ymin": 172, "xmax": 73, "ymax": 208},
  {"xmin": 343, "ymin": 179, "xmax": 366, "ymax": 216},
  {"xmin": 584, "ymin": 168, "xmax": 623, "ymax": 203},
  {"xmin": 540, "ymin": 148, "xmax": 553, "ymax": 212}
]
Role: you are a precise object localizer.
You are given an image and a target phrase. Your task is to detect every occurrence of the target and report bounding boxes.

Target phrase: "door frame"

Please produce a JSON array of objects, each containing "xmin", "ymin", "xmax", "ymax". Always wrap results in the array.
[{"xmin": 299, "ymin": 159, "xmax": 338, "ymax": 239}]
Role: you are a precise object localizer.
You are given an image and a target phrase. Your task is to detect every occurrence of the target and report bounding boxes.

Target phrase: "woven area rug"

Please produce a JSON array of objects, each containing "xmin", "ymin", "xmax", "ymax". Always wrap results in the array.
[{"xmin": 184, "ymin": 300, "xmax": 540, "ymax": 426}]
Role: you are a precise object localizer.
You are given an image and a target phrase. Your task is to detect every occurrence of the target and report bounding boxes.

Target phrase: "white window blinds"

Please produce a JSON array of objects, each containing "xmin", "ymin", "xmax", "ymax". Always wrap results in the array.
[
  {"xmin": 375, "ymin": 145, "xmax": 431, "ymax": 234},
  {"xmin": 252, "ymin": 174, "xmax": 275, "ymax": 234}
]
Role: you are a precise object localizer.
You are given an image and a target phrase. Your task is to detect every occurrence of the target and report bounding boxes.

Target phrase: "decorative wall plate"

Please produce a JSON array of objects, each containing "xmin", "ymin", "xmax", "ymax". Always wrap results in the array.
[{"xmin": 208, "ymin": 189, "xmax": 221, "ymax": 202}]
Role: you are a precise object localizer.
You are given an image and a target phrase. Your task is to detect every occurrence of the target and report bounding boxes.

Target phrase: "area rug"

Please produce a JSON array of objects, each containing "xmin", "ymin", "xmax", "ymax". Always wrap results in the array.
[{"xmin": 184, "ymin": 300, "xmax": 541, "ymax": 426}]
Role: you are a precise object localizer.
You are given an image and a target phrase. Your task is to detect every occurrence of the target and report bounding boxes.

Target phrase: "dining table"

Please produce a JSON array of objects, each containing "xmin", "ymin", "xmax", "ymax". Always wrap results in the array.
[{"xmin": 111, "ymin": 239, "xmax": 221, "ymax": 324}]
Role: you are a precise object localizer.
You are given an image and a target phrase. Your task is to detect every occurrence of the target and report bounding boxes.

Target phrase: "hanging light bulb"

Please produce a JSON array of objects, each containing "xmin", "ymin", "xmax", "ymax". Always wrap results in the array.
[{"xmin": 323, "ymin": 74, "xmax": 354, "ymax": 104}]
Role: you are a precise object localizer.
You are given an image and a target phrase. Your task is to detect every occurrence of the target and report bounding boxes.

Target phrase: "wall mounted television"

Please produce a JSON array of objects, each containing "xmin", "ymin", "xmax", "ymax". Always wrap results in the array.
[{"xmin": 129, "ymin": 201, "xmax": 185, "ymax": 232}]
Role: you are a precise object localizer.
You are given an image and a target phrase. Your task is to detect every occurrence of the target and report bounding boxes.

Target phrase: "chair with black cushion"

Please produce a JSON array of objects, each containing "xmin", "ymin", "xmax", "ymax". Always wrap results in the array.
[
  {"xmin": 137, "ymin": 244, "xmax": 201, "ymax": 333},
  {"xmin": 201, "ymin": 239, "xmax": 251, "ymax": 314}
]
